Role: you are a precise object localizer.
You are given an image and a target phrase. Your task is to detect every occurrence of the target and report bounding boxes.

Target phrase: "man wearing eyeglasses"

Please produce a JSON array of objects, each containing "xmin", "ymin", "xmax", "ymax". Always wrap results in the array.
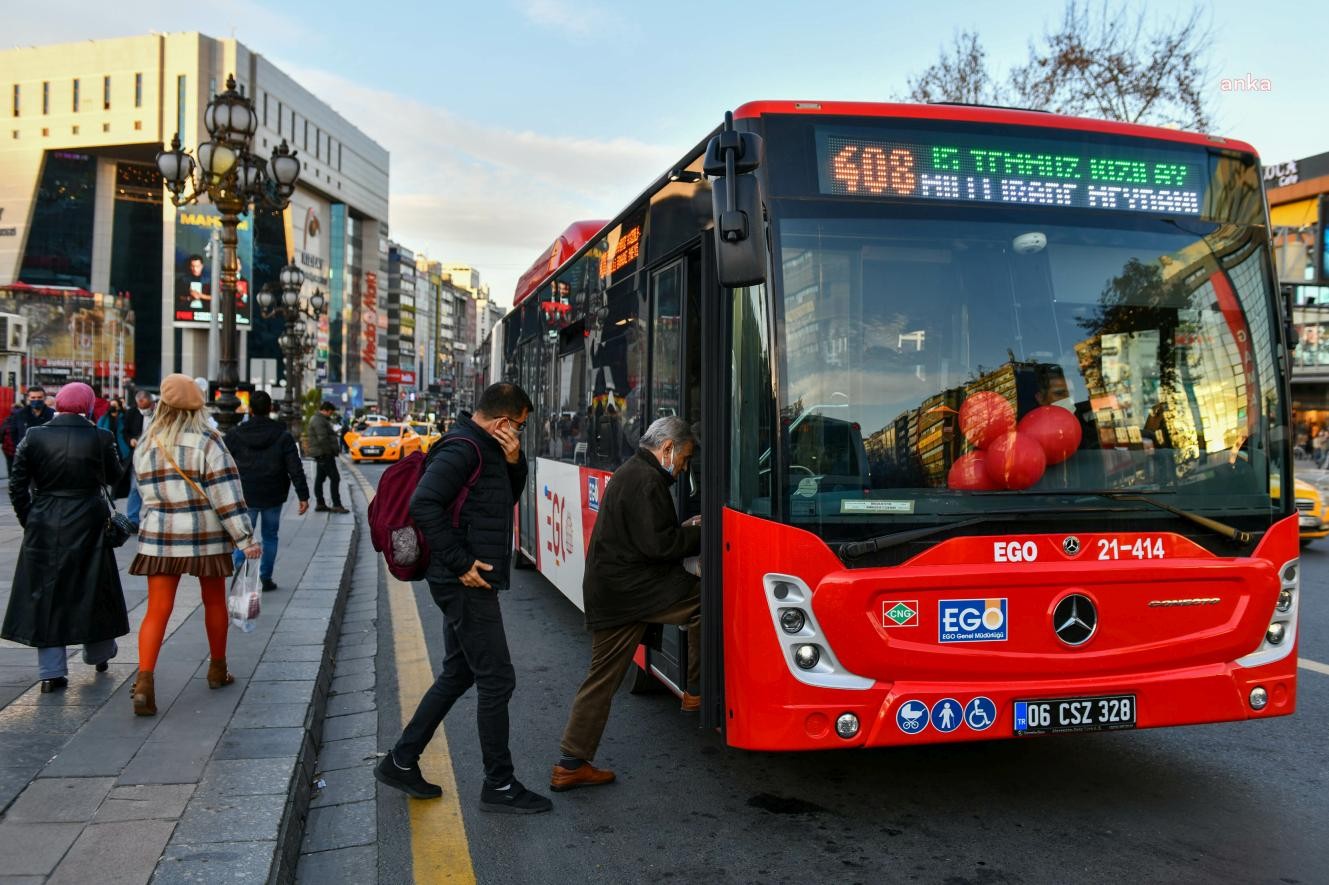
[
  {"xmin": 3, "ymin": 387, "xmax": 55, "ymax": 474},
  {"xmin": 376, "ymin": 382, "xmax": 553, "ymax": 815}
]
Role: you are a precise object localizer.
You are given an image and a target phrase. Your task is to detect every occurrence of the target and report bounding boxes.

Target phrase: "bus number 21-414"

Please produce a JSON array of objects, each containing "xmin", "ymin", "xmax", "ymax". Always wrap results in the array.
[{"xmin": 1098, "ymin": 538, "xmax": 1165, "ymax": 560}]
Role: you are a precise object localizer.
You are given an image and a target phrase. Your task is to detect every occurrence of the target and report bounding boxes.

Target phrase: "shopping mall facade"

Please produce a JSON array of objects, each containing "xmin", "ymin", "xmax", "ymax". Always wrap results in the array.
[{"xmin": 0, "ymin": 32, "xmax": 389, "ymax": 403}]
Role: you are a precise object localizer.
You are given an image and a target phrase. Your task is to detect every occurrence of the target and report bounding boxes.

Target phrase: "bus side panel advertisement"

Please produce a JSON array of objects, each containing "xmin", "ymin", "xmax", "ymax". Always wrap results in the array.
[{"xmin": 534, "ymin": 459, "xmax": 588, "ymax": 610}]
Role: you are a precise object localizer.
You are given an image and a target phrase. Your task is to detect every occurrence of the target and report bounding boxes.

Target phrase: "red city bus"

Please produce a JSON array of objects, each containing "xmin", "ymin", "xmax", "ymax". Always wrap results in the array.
[{"xmin": 486, "ymin": 100, "xmax": 1298, "ymax": 750}]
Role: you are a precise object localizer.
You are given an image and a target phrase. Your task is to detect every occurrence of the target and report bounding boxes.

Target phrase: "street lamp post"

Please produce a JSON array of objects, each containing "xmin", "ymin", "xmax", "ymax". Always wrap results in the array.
[
  {"xmin": 154, "ymin": 74, "xmax": 301, "ymax": 432},
  {"xmin": 258, "ymin": 264, "xmax": 324, "ymax": 436}
]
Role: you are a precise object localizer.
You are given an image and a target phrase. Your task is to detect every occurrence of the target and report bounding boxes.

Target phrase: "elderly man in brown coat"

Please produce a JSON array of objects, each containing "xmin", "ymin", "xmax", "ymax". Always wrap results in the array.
[{"xmin": 550, "ymin": 415, "xmax": 701, "ymax": 792}]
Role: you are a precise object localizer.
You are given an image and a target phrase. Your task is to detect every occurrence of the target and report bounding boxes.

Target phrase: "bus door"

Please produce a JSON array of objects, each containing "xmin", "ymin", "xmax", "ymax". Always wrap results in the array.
[
  {"xmin": 641, "ymin": 247, "xmax": 704, "ymax": 692},
  {"xmin": 515, "ymin": 339, "xmax": 544, "ymax": 564}
]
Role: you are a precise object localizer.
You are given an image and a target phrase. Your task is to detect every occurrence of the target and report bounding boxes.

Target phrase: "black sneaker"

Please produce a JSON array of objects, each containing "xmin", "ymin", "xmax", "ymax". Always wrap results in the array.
[
  {"xmin": 315, "ymin": 503, "xmax": 329, "ymax": 513},
  {"xmin": 261, "ymin": 579, "xmax": 278, "ymax": 593},
  {"xmin": 374, "ymin": 752, "xmax": 442, "ymax": 799},
  {"xmin": 479, "ymin": 779, "xmax": 552, "ymax": 815}
]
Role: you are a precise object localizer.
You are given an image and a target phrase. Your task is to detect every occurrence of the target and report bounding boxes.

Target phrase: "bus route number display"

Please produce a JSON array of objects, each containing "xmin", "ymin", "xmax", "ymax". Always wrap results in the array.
[{"xmin": 816, "ymin": 129, "xmax": 1205, "ymax": 216}]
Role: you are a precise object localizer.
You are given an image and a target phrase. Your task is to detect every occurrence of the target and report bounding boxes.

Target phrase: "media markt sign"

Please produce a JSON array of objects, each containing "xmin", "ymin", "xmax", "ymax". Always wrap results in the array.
[{"xmin": 883, "ymin": 600, "xmax": 919, "ymax": 628}]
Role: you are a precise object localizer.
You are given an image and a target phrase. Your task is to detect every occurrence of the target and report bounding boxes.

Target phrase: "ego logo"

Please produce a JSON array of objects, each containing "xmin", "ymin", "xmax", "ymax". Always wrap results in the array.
[
  {"xmin": 543, "ymin": 486, "xmax": 575, "ymax": 567},
  {"xmin": 994, "ymin": 540, "xmax": 1038, "ymax": 562},
  {"xmin": 938, "ymin": 598, "xmax": 1008, "ymax": 643}
]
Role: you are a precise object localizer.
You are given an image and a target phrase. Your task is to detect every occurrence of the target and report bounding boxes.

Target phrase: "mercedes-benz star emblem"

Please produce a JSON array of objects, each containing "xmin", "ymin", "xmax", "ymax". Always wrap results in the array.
[
  {"xmin": 1062, "ymin": 536, "xmax": 1081, "ymax": 556},
  {"xmin": 1053, "ymin": 594, "xmax": 1097, "ymax": 646}
]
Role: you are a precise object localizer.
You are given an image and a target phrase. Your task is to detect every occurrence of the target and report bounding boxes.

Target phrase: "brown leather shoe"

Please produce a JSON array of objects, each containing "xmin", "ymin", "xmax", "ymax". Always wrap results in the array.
[
  {"xmin": 681, "ymin": 692, "xmax": 701, "ymax": 713},
  {"xmin": 549, "ymin": 762, "xmax": 616, "ymax": 792},
  {"xmin": 132, "ymin": 671, "xmax": 156, "ymax": 716},
  {"xmin": 207, "ymin": 658, "xmax": 235, "ymax": 689}
]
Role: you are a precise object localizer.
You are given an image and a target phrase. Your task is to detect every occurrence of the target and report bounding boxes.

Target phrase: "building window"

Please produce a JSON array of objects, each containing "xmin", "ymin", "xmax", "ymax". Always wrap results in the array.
[
  {"xmin": 10, "ymin": 130, "xmax": 17, "ymax": 139},
  {"xmin": 103, "ymin": 122, "xmax": 110, "ymax": 132},
  {"xmin": 103, "ymin": 75, "xmax": 111, "ymax": 110},
  {"xmin": 209, "ymin": 77, "xmax": 216, "ymax": 97},
  {"xmin": 338, "ymin": 143, "xmax": 342, "ymax": 171},
  {"xmin": 133, "ymin": 121, "xmax": 142, "ymax": 131},
  {"xmin": 12, "ymin": 84, "xmax": 19, "ymax": 117},
  {"xmin": 134, "ymin": 73, "xmax": 142, "ymax": 108},
  {"xmin": 262, "ymin": 93, "xmax": 267, "ymax": 127},
  {"xmin": 41, "ymin": 127, "xmax": 49, "ymax": 136},
  {"xmin": 72, "ymin": 125, "xmax": 79, "ymax": 134},
  {"xmin": 72, "ymin": 78, "xmax": 79, "ymax": 112},
  {"xmin": 303, "ymin": 119, "xmax": 308, "ymax": 150},
  {"xmin": 176, "ymin": 75, "xmax": 186, "ymax": 139},
  {"xmin": 277, "ymin": 100, "xmax": 283, "ymax": 135},
  {"xmin": 42, "ymin": 81, "xmax": 49, "ymax": 115}
]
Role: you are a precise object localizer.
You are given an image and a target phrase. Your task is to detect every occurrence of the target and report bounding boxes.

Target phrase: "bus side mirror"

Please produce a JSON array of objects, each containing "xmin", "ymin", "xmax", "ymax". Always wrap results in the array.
[{"xmin": 705, "ymin": 113, "xmax": 767, "ymax": 287}]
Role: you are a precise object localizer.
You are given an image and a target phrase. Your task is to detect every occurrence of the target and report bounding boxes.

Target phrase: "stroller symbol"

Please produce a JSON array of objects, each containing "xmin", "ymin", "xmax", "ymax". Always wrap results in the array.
[{"xmin": 897, "ymin": 702, "xmax": 927, "ymax": 733}]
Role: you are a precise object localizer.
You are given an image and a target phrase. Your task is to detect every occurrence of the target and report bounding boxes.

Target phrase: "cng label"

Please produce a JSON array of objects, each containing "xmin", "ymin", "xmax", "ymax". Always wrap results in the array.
[
  {"xmin": 938, "ymin": 598, "xmax": 1008, "ymax": 643},
  {"xmin": 882, "ymin": 600, "xmax": 919, "ymax": 628}
]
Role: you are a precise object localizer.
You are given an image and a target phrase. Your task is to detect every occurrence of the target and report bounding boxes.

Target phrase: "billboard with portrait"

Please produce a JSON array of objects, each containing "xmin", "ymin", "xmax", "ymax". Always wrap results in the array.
[{"xmin": 173, "ymin": 205, "xmax": 253, "ymax": 326}]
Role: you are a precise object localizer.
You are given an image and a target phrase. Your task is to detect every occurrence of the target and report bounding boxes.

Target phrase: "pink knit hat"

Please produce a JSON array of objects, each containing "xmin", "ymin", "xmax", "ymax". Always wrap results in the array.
[{"xmin": 54, "ymin": 382, "xmax": 96, "ymax": 415}]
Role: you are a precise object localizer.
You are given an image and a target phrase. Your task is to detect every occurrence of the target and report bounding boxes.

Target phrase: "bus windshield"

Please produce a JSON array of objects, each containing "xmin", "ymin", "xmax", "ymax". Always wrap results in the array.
[{"xmin": 765, "ymin": 206, "xmax": 1287, "ymax": 543}]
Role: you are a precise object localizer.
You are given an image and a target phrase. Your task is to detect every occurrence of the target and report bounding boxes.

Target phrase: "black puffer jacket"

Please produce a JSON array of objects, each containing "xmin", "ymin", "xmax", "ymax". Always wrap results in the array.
[
  {"xmin": 224, "ymin": 416, "xmax": 310, "ymax": 509},
  {"xmin": 410, "ymin": 412, "xmax": 527, "ymax": 590},
  {"xmin": 2, "ymin": 414, "xmax": 129, "ymax": 646}
]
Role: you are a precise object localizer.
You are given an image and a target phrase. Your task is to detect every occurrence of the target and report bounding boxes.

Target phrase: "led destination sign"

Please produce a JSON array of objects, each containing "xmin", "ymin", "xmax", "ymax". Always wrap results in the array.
[{"xmin": 816, "ymin": 128, "xmax": 1207, "ymax": 215}]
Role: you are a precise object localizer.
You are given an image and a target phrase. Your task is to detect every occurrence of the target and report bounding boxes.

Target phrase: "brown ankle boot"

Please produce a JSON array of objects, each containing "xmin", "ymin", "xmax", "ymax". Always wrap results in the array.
[
  {"xmin": 132, "ymin": 671, "xmax": 156, "ymax": 716},
  {"xmin": 207, "ymin": 658, "xmax": 234, "ymax": 689}
]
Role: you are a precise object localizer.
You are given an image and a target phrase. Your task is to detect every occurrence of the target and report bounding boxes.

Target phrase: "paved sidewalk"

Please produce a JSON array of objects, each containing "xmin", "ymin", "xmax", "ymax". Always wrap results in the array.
[{"xmin": 0, "ymin": 460, "xmax": 360, "ymax": 884}]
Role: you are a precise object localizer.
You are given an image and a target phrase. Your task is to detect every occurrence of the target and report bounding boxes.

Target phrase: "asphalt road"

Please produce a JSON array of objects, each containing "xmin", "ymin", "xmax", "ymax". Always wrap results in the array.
[{"xmin": 358, "ymin": 462, "xmax": 1329, "ymax": 885}]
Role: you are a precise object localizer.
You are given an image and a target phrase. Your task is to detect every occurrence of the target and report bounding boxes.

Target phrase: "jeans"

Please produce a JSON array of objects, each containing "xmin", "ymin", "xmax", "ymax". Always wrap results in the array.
[
  {"xmin": 314, "ymin": 456, "xmax": 342, "ymax": 507},
  {"xmin": 232, "ymin": 504, "xmax": 283, "ymax": 580},
  {"xmin": 37, "ymin": 640, "xmax": 118, "ymax": 679},
  {"xmin": 126, "ymin": 474, "xmax": 143, "ymax": 526},
  {"xmin": 394, "ymin": 583, "xmax": 516, "ymax": 788}
]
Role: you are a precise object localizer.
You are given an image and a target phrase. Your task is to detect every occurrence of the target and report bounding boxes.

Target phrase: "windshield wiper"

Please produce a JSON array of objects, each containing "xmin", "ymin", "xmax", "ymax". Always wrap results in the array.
[
  {"xmin": 1089, "ymin": 491, "xmax": 1253, "ymax": 544},
  {"xmin": 840, "ymin": 516, "xmax": 1007, "ymax": 559}
]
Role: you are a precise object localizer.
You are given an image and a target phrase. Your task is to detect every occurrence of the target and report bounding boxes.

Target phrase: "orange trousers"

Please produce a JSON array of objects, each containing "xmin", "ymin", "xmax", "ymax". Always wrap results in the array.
[{"xmin": 138, "ymin": 574, "xmax": 228, "ymax": 673}]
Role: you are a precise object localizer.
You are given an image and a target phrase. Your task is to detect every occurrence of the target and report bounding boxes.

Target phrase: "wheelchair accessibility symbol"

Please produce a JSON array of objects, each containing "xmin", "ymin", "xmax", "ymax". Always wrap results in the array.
[
  {"xmin": 895, "ymin": 700, "xmax": 929, "ymax": 734},
  {"xmin": 965, "ymin": 696, "xmax": 996, "ymax": 731}
]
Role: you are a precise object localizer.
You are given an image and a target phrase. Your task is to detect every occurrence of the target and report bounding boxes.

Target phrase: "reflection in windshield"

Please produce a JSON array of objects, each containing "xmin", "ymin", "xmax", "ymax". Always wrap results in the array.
[
  {"xmin": 363, "ymin": 426, "xmax": 406, "ymax": 438},
  {"xmin": 772, "ymin": 213, "xmax": 1284, "ymax": 535}
]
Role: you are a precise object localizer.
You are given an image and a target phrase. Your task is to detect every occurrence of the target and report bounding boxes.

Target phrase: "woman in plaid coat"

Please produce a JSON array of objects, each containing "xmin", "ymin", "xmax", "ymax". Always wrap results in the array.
[{"xmin": 128, "ymin": 374, "xmax": 260, "ymax": 715}]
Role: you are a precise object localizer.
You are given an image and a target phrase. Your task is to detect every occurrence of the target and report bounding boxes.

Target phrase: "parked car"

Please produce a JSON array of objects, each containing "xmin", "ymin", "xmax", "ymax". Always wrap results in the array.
[
  {"xmin": 1271, "ymin": 476, "xmax": 1327, "ymax": 545},
  {"xmin": 409, "ymin": 421, "xmax": 442, "ymax": 453},
  {"xmin": 349, "ymin": 423, "xmax": 423, "ymax": 462}
]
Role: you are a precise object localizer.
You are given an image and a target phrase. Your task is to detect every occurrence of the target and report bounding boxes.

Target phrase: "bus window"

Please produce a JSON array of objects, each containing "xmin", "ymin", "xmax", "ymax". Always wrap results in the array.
[
  {"xmin": 651, "ymin": 259, "xmax": 684, "ymax": 420},
  {"xmin": 589, "ymin": 279, "xmax": 646, "ymax": 470},
  {"xmin": 554, "ymin": 340, "xmax": 587, "ymax": 463}
]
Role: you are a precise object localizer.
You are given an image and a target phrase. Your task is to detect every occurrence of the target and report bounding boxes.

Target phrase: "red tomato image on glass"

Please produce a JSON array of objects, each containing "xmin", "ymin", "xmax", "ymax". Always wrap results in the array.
[
  {"xmin": 985, "ymin": 431, "xmax": 1047, "ymax": 490},
  {"xmin": 1018, "ymin": 405, "xmax": 1083, "ymax": 464},
  {"xmin": 959, "ymin": 391, "xmax": 1015, "ymax": 448}
]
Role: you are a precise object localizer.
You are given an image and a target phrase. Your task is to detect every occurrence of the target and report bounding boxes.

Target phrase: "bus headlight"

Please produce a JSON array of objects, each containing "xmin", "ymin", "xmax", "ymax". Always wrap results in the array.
[
  {"xmin": 1250, "ymin": 687, "xmax": 1269, "ymax": 710},
  {"xmin": 763, "ymin": 574, "xmax": 872, "ymax": 690},
  {"xmin": 1237, "ymin": 558, "xmax": 1299, "ymax": 669}
]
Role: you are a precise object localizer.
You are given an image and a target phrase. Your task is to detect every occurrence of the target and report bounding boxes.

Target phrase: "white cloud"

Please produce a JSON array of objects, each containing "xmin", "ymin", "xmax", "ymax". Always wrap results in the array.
[
  {"xmin": 518, "ymin": 0, "xmax": 633, "ymax": 42},
  {"xmin": 280, "ymin": 62, "xmax": 683, "ymax": 305}
]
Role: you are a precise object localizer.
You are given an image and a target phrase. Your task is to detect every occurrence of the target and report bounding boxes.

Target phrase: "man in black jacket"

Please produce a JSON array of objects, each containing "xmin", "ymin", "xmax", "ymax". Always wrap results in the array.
[
  {"xmin": 3, "ymin": 387, "xmax": 55, "ymax": 466},
  {"xmin": 224, "ymin": 391, "xmax": 309, "ymax": 592},
  {"xmin": 550, "ymin": 415, "xmax": 700, "ymax": 792},
  {"xmin": 376, "ymin": 382, "xmax": 552, "ymax": 815}
]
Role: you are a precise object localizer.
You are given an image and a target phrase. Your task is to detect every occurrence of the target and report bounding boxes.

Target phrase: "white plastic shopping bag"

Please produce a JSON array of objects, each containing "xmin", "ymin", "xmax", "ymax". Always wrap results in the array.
[{"xmin": 228, "ymin": 560, "xmax": 262, "ymax": 633}]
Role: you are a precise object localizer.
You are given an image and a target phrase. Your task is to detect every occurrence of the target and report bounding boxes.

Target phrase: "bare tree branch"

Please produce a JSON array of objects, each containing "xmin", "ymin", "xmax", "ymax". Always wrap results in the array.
[{"xmin": 901, "ymin": 30, "xmax": 1004, "ymax": 106}]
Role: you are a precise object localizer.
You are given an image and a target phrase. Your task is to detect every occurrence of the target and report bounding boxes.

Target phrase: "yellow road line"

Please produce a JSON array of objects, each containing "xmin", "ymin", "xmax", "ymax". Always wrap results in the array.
[
  {"xmin": 1299, "ymin": 657, "xmax": 1329, "ymax": 677},
  {"xmin": 350, "ymin": 469, "xmax": 475, "ymax": 884}
]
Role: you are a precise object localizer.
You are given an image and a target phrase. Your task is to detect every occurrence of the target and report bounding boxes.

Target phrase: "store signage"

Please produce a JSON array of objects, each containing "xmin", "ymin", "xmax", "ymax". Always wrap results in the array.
[
  {"xmin": 1264, "ymin": 161, "xmax": 1300, "ymax": 188},
  {"xmin": 362, "ymin": 272, "xmax": 378, "ymax": 369},
  {"xmin": 0, "ymin": 206, "xmax": 15, "ymax": 237}
]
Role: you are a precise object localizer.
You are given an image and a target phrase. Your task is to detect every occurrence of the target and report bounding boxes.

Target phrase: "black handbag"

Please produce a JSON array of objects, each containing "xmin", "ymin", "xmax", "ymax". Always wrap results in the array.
[{"xmin": 103, "ymin": 485, "xmax": 135, "ymax": 548}]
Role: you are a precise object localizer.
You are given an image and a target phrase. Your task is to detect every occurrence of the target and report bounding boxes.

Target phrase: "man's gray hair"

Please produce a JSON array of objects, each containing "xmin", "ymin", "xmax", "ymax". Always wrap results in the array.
[{"xmin": 639, "ymin": 415, "xmax": 697, "ymax": 451}]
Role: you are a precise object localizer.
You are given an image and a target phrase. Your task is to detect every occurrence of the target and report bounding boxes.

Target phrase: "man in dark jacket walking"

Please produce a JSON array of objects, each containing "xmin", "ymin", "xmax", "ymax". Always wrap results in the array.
[
  {"xmin": 3, "ymin": 387, "xmax": 55, "ymax": 473},
  {"xmin": 306, "ymin": 402, "xmax": 347, "ymax": 513},
  {"xmin": 375, "ymin": 382, "xmax": 552, "ymax": 815},
  {"xmin": 550, "ymin": 415, "xmax": 701, "ymax": 792},
  {"xmin": 224, "ymin": 391, "xmax": 310, "ymax": 592}
]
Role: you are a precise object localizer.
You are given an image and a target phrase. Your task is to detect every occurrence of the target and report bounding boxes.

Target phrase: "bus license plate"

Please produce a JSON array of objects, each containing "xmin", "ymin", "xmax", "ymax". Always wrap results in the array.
[{"xmin": 1013, "ymin": 695, "xmax": 1136, "ymax": 735}]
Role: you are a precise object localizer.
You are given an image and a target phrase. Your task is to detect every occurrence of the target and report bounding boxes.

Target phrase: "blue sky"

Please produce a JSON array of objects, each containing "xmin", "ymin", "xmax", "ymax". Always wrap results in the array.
[{"xmin": 10, "ymin": 0, "xmax": 1326, "ymax": 302}]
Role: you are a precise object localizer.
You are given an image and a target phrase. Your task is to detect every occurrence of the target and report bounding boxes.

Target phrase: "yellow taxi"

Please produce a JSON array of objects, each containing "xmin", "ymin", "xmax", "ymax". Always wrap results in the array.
[
  {"xmin": 349, "ymin": 423, "xmax": 423, "ymax": 462},
  {"xmin": 1272, "ymin": 476, "xmax": 1327, "ymax": 544},
  {"xmin": 409, "ymin": 421, "xmax": 442, "ymax": 454}
]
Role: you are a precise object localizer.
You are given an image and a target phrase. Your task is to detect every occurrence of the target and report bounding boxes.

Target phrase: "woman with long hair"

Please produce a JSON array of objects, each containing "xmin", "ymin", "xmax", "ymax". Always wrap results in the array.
[
  {"xmin": 128, "ymin": 374, "xmax": 259, "ymax": 715},
  {"xmin": 2, "ymin": 382, "xmax": 128, "ymax": 692}
]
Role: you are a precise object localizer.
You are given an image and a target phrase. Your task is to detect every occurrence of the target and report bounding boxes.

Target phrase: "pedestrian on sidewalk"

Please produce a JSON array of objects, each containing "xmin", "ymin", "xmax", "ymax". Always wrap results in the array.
[
  {"xmin": 376, "ymin": 383, "xmax": 553, "ymax": 814},
  {"xmin": 1, "ymin": 401, "xmax": 22, "ymax": 475},
  {"xmin": 3, "ymin": 387, "xmax": 55, "ymax": 475},
  {"xmin": 550, "ymin": 416, "xmax": 702, "ymax": 793},
  {"xmin": 307, "ymin": 402, "xmax": 348, "ymax": 514},
  {"xmin": 1, "ymin": 382, "xmax": 129, "ymax": 694},
  {"xmin": 97, "ymin": 398, "xmax": 133, "ymax": 498},
  {"xmin": 127, "ymin": 374, "xmax": 260, "ymax": 716},
  {"xmin": 224, "ymin": 390, "xmax": 310, "ymax": 593},
  {"xmin": 123, "ymin": 389, "xmax": 155, "ymax": 530}
]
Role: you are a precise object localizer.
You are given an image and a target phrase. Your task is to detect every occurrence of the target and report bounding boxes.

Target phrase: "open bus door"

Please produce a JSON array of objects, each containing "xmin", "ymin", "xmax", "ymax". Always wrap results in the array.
[{"xmin": 698, "ymin": 235, "xmax": 728, "ymax": 733}]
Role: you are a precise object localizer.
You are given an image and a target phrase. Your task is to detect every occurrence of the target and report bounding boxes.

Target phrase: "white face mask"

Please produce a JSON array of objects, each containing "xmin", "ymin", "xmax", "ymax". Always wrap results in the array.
[
  {"xmin": 1051, "ymin": 397, "xmax": 1075, "ymax": 413},
  {"xmin": 664, "ymin": 446, "xmax": 676, "ymax": 475}
]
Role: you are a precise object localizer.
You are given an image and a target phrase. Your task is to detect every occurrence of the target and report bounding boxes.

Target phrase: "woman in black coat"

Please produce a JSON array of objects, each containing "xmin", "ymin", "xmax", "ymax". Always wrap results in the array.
[{"xmin": 2, "ymin": 382, "xmax": 130, "ymax": 693}]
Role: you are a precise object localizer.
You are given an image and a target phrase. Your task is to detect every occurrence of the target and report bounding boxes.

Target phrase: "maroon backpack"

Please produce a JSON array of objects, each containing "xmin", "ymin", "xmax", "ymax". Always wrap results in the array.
[{"xmin": 367, "ymin": 436, "xmax": 482, "ymax": 581}]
